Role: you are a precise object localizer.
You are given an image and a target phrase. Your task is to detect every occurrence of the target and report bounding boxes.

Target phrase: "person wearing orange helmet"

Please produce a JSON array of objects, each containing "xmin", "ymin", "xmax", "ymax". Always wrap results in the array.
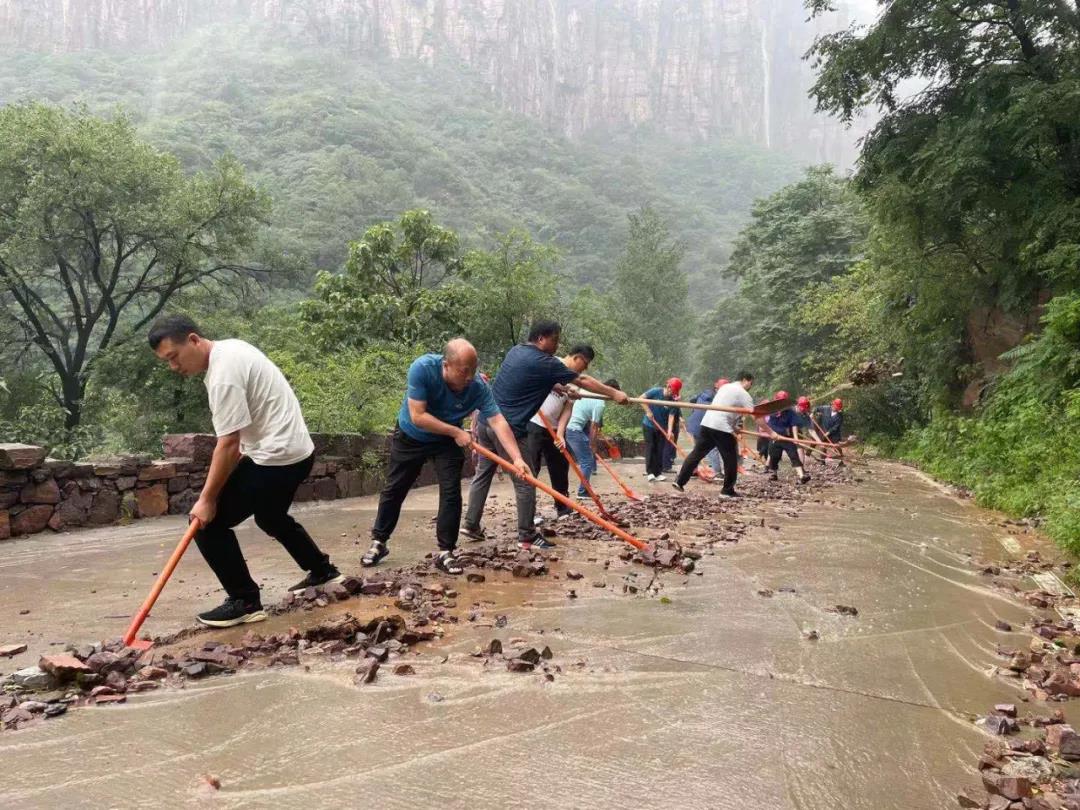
[
  {"xmin": 765, "ymin": 391, "xmax": 810, "ymax": 483},
  {"xmin": 640, "ymin": 376, "xmax": 682, "ymax": 481}
]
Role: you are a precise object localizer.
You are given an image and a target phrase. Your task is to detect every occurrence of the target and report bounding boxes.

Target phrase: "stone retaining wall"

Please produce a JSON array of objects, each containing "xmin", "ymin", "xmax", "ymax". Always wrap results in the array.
[{"xmin": 0, "ymin": 434, "xmax": 645, "ymax": 541}]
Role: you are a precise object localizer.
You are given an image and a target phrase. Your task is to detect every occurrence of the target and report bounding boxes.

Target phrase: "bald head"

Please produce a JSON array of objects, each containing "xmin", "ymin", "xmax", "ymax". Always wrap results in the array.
[{"xmin": 442, "ymin": 338, "xmax": 479, "ymax": 392}]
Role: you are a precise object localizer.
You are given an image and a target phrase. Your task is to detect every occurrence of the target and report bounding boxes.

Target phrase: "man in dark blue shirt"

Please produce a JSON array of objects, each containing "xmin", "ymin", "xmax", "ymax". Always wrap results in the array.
[
  {"xmin": 766, "ymin": 391, "xmax": 809, "ymax": 483},
  {"xmin": 463, "ymin": 319, "xmax": 627, "ymax": 549},
  {"xmin": 363, "ymin": 338, "xmax": 527, "ymax": 575}
]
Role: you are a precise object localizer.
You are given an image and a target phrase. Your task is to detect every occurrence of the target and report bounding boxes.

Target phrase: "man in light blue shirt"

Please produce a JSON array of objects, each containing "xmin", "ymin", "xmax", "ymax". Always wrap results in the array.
[{"xmin": 565, "ymin": 379, "xmax": 620, "ymax": 497}]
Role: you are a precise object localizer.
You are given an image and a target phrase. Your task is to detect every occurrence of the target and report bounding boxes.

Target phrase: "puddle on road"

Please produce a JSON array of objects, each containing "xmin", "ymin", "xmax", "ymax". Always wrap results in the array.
[{"xmin": 0, "ymin": 462, "xmax": 1061, "ymax": 808}]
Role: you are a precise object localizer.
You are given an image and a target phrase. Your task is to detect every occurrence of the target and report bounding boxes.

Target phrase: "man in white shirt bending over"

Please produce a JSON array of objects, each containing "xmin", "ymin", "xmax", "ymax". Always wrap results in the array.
[{"xmin": 149, "ymin": 314, "xmax": 343, "ymax": 628}]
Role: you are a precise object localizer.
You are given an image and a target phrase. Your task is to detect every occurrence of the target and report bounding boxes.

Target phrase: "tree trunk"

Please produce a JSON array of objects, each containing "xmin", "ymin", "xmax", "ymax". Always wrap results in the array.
[{"xmin": 61, "ymin": 373, "xmax": 85, "ymax": 431}]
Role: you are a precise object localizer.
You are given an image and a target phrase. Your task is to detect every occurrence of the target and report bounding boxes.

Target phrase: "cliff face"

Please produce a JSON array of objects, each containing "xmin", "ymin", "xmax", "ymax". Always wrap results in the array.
[{"xmin": 0, "ymin": 0, "xmax": 859, "ymax": 164}]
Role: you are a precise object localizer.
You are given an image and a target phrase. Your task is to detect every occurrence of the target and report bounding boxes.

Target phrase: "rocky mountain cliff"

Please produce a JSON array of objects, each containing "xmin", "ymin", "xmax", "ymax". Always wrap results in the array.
[{"xmin": 0, "ymin": 0, "xmax": 861, "ymax": 164}]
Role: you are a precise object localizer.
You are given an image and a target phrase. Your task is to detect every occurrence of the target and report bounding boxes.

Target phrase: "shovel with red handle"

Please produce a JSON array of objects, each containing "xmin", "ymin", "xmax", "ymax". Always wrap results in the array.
[{"xmin": 123, "ymin": 517, "xmax": 202, "ymax": 650}]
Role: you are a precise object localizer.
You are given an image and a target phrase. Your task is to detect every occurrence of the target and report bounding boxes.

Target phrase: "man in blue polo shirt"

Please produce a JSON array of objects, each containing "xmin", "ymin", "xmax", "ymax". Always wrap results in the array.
[
  {"xmin": 362, "ymin": 338, "xmax": 527, "ymax": 575},
  {"xmin": 640, "ymin": 377, "xmax": 681, "ymax": 481},
  {"xmin": 462, "ymin": 319, "xmax": 628, "ymax": 549}
]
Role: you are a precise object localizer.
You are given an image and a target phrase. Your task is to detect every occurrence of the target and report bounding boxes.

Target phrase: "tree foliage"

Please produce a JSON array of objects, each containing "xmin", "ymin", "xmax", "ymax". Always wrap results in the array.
[{"xmin": 0, "ymin": 103, "xmax": 268, "ymax": 429}]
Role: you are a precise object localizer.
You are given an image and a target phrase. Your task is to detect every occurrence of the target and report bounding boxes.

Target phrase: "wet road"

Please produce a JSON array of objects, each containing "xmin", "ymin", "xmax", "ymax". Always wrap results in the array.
[{"xmin": 0, "ymin": 459, "xmax": 1059, "ymax": 808}]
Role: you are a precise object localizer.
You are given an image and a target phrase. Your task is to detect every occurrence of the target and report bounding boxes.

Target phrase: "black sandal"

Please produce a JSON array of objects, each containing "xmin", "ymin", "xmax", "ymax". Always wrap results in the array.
[
  {"xmin": 434, "ymin": 551, "xmax": 463, "ymax": 575},
  {"xmin": 362, "ymin": 540, "xmax": 388, "ymax": 567}
]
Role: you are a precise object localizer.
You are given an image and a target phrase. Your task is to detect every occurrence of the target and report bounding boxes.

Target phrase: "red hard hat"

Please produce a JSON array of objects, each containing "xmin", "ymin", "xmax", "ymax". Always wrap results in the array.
[
  {"xmin": 833, "ymin": 398, "xmax": 843, "ymax": 411},
  {"xmin": 774, "ymin": 390, "xmax": 789, "ymax": 401},
  {"xmin": 666, "ymin": 377, "xmax": 683, "ymax": 395},
  {"xmin": 796, "ymin": 396, "xmax": 810, "ymax": 411},
  {"xmin": 716, "ymin": 378, "xmax": 729, "ymax": 388}
]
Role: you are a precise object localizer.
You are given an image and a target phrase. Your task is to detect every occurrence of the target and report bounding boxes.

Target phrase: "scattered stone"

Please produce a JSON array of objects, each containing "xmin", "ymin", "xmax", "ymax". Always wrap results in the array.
[
  {"xmin": 981, "ymin": 773, "xmax": 1031, "ymax": 801},
  {"xmin": 93, "ymin": 694, "xmax": 127, "ymax": 706},
  {"xmin": 354, "ymin": 659, "xmax": 380, "ymax": 685},
  {"xmin": 1047, "ymin": 724, "xmax": 1080, "ymax": 760},
  {"xmin": 506, "ymin": 659, "xmax": 535, "ymax": 673},
  {"xmin": 11, "ymin": 666, "xmax": 50, "ymax": 689},
  {"xmin": 182, "ymin": 662, "xmax": 209, "ymax": 679},
  {"xmin": 993, "ymin": 704, "xmax": 1016, "ymax": 717},
  {"xmin": 802, "ymin": 629, "xmax": 819, "ymax": 641},
  {"xmin": 983, "ymin": 714, "xmax": 1017, "ymax": 735},
  {"xmin": 43, "ymin": 703, "xmax": 67, "ymax": 718},
  {"xmin": 486, "ymin": 639, "xmax": 503, "ymax": 656},
  {"xmin": 466, "ymin": 572, "xmax": 485, "ymax": 583},
  {"xmin": 393, "ymin": 664, "xmax": 416, "ymax": 676},
  {"xmin": 828, "ymin": 604, "xmax": 859, "ymax": 617},
  {"xmin": 757, "ymin": 589, "xmax": 774, "ymax": 598},
  {"xmin": 0, "ymin": 643, "xmax": 27, "ymax": 657},
  {"xmin": 200, "ymin": 775, "xmax": 221, "ymax": 791},
  {"xmin": 517, "ymin": 648, "xmax": 541, "ymax": 665},
  {"xmin": 138, "ymin": 666, "xmax": 168, "ymax": 681}
]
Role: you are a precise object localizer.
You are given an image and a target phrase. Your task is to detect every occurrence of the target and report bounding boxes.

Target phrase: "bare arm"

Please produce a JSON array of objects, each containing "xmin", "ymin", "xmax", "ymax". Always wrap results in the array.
[
  {"xmin": 407, "ymin": 398, "xmax": 472, "ymax": 447},
  {"xmin": 555, "ymin": 401, "xmax": 572, "ymax": 447},
  {"xmin": 487, "ymin": 413, "xmax": 529, "ymax": 476},
  {"xmin": 191, "ymin": 432, "xmax": 241, "ymax": 525}
]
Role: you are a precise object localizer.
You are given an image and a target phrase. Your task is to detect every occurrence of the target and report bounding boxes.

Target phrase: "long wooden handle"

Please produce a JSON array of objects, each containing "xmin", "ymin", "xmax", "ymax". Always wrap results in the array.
[
  {"xmin": 808, "ymin": 412, "xmax": 844, "ymax": 459},
  {"xmin": 471, "ymin": 443, "xmax": 648, "ymax": 551},
  {"xmin": 579, "ymin": 392, "xmax": 786, "ymax": 417},
  {"xmin": 740, "ymin": 428, "xmax": 840, "ymax": 450},
  {"xmin": 593, "ymin": 452, "xmax": 644, "ymax": 501},
  {"xmin": 123, "ymin": 518, "xmax": 201, "ymax": 646},
  {"xmin": 537, "ymin": 411, "xmax": 613, "ymax": 519},
  {"xmin": 646, "ymin": 411, "xmax": 715, "ymax": 481}
]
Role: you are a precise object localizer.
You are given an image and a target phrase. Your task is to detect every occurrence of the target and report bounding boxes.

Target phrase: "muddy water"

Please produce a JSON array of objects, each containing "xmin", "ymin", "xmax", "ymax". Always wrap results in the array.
[{"xmin": 0, "ymin": 462, "xmax": 1059, "ymax": 808}]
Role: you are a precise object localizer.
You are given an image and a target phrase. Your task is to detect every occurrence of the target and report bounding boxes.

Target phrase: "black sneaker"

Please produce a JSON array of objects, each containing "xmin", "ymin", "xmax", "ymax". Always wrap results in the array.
[
  {"xmin": 459, "ymin": 524, "xmax": 487, "ymax": 543},
  {"xmin": 519, "ymin": 533, "xmax": 556, "ymax": 550},
  {"xmin": 719, "ymin": 489, "xmax": 742, "ymax": 499},
  {"xmin": 196, "ymin": 598, "xmax": 267, "ymax": 628},
  {"xmin": 289, "ymin": 565, "xmax": 345, "ymax": 594},
  {"xmin": 671, "ymin": 481, "xmax": 686, "ymax": 493}
]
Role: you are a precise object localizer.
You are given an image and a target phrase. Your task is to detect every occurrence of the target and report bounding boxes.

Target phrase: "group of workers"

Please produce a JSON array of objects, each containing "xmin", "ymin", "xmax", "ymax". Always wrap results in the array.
[{"xmin": 146, "ymin": 314, "xmax": 845, "ymax": 628}]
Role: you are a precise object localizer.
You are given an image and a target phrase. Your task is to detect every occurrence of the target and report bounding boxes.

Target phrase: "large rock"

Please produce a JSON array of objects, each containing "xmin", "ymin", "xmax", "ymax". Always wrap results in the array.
[
  {"xmin": 47, "ymin": 489, "xmax": 94, "ymax": 531},
  {"xmin": 0, "ymin": 444, "xmax": 46, "ymax": 470},
  {"xmin": 168, "ymin": 489, "xmax": 198, "ymax": 516},
  {"xmin": 137, "ymin": 461, "xmax": 176, "ymax": 482},
  {"xmin": 11, "ymin": 504, "xmax": 54, "ymax": 535},
  {"xmin": 87, "ymin": 489, "xmax": 121, "ymax": 524},
  {"xmin": 163, "ymin": 434, "xmax": 217, "ymax": 466},
  {"xmin": 20, "ymin": 478, "xmax": 60, "ymax": 504},
  {"xmin": 136, "ymin": 483, "xmax": 168, "ymax": 518},
  {"xmin": 39, "ymin": 654, "xmax": 91, "ymax": 682},
  {"xmin": 11, "ymin": 666, "xmax": 50, "ymax": 689},
  {"xmin": 311, "ymin": 478, "xmax": 338, "ymax": 500}
]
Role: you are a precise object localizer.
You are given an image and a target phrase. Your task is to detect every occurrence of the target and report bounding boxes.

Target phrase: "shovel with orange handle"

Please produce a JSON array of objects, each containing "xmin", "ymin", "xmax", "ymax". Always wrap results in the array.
[
  {"xmin": 593, "ymin": 429, "xmax": 645, "ymax": 501},
  {"xmin": 122, "ymin": 517, "xmax": 202, "ymax": 650},
  {"xmin": 471, "ymin": 443, "xmax": 648, "ymax": 551},
  {"xmin": 537, "ymin": 411, "xmax": 616, "ymax": 520}
]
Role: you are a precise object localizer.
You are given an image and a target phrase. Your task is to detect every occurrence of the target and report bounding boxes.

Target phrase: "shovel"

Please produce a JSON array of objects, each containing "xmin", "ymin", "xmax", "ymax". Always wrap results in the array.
[
  {"xmin": 471, "ymin": 443, "xmax": 648, "ymax": 551},
  {"xmin": 581, "ymin": 392, "xmax": 791, "ymax": 417},
  {"xmin": 122, "ymin": 517, "xmax": 202, "ymax": 650},
  {"xmin": 537, "ymin": 411, "xmax": 617, "ymax": 521},
  {"xmin": 646, "ymin": 411, "xmax": 715, "ymax": 482}
]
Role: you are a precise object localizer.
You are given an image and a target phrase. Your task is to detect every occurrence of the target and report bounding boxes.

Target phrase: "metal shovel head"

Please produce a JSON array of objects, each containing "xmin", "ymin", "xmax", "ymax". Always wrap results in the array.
[{"xmin": 751, "ymin": 397, "xmax": 793, "ymax": 417}]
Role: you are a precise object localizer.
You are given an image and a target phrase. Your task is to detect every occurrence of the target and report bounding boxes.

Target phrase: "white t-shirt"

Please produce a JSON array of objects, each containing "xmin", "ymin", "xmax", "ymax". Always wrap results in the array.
[
  {"xmin": 701, "ymin": 382, "xmax": 754, "ymax": 434},
  {"xmin": 204, "ymin": 339, "xmax": 314, "ymax": 466},
  {"xmin": 529, "ymin": 390, "xmax": 568, "ymax": 430}
]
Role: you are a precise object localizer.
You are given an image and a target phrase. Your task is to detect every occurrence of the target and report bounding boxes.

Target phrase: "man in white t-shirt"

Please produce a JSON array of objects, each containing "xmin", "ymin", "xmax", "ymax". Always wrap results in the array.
[
  {"xmin": 672, "ymin": 371, "xmax": 769, "ymax": 498},
  {"xmin": 149, "ymin": 314, "xmax": 343, "ymax": 628}
]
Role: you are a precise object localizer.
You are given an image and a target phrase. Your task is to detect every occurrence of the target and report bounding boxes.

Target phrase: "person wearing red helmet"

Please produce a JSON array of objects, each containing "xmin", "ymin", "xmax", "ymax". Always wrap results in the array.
[
  {"xmin": 765, "ymin": 391, "xmax": 810, "ymax": 483},
  {"xmin": 813, "ymin": 398, "xmax": 845, "ymax": 451},
  {"xmin": 640, "ymin": 377, "xmax": 682, "ymax": 481}
]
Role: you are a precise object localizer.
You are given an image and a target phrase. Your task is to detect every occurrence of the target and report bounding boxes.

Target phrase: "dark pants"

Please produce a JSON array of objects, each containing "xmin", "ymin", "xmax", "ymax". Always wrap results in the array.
[
  {"xmin": 661, "ymin": 423, "xmax": 680, "ymax": 471},
  {"xmin": 643, "ymin": 426, "xmax": 666, "ymax": 476},
  {"xmin": 769, "ymin": 439, "xmax": 802, "ymax": 470},
  {"xmin": 465, "ymin": 420, "xmax": 536, "ymax": 540},
  {"xmin": 195, "ymin": 455, "xmax": 329, "ymax": 603},
  {"xmin": 372, "ymin": 428, "xmax": 465, "ymax": 552},
  {"xmin": 524, "ymin": 423, "xmax": 571, "ymax": 515},
  {"xmin": 676, "ymin": 426, "xmax": 740, "ymax": 494},
  {"xmin": 756, "ymin": 436, "xmax": 771, "ymax": 460}
]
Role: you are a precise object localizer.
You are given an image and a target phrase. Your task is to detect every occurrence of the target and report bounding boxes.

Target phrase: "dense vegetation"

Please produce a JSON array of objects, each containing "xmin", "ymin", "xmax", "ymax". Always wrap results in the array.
[{"xmin": 693, "ymin": 0, "xmax": 1080, "ymax": 550}]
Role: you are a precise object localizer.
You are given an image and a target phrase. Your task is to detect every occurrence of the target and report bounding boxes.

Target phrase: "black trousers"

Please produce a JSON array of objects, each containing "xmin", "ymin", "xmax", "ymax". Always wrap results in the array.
[
  {"xmin": 661, "ymin": 423, "xmax": 680, "ymax": 470},
  {"xmin": 524, "ymin": 423, "xmax": 571, "ymax": 515},
  {"xmin": 642, "ymin": 426, "xmax": 666, "ymax": 476},
  {"xmin": 372, "ymin": 427, "xmax": 465, "ymax": 552},
  {"xmin": 196, "ymin": 454, "xmax": 330, "ymax": 603},
  {"xmin": 676, "ymin": 426, "xmax": 740, "ymax": 493},
  {"xmin": 769, "ymin": 438, "xmax": 802, "ymax": 469},
  {"xmin": 756, "ymin": 436, "xmax": 771, "ymax": 459}
]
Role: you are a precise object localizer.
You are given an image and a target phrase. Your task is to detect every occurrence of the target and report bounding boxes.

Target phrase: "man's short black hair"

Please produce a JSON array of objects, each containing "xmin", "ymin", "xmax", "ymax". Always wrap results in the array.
[
  {"xmin": 566, "ymin": 344, "xmax": 595, "ymax": 362},
  {"xmin": 736, "ymin": 370, "xmax": 754, "ymax": 382},
  {"xmin": 604, "ymin": 378, "xmax": 621, "ymax": 390},
  {"xmin": 148, "ymin": 314, "xmax": 203, "ymax": 350},
  {"xmin": 527, "ymin": 319, "xmax": 561, "ymax": 342}
]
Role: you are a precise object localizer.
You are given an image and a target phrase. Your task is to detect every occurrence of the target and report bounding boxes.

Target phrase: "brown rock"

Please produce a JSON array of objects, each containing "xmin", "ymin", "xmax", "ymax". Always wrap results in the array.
[
  {"xmin": 39, "ymin": 654, "xmax": 91, "ymax": 681},
  {"xmin": 163, "ymin": 434, "xmax": 217, "ymax": 466},
  {"xmin": 87, "ymin": 489, "xmax": 121, "ymax": 524},
  {"xmin": 506, "ymin": 659, "xmax": 535, "ymax": 673},
  {"xmin": 115, "ymin": 476, "xmax": 137, "ymax": 491},
  {"xmin": 0, "ymin": 643, "xmax": 27, "ymax": 657},
  {"xmin": 20, "ymin": 478, "xmax": 59, "ymax": 504},
  {"xmin": 1047, "ymin": 724, "xmax": 1080, "ymax": 760},
  {"xmin": 93, "ymin": 694, "xmax": 127, "ymax": 705},
  {"xmin": 12, "ymin": 504, "xmax": 54, "ymax": 535},
  {"xmin": 982, "ymin": 773, "xmax": 1032, "ymax": 800},
  {"xmin": 138, "ymin": 666, "xmax": 169, "ymax": 681},
  {"xmin": 311, "ymin": 478, "xmax": 338, "ymax": 500},
  {"xmin": 566, "ymin": 570, "xmax": 584, "ymax": 580},
  {"xmin": 167, "ymin": 475, "xmax": 189, "ymax": 493},
  {"xmin": 137, "ymin": 462, "xmax": 176, "ymax": 482},
  {"xmin": 136, "ymin": 483, "xmax": 168, "ymax": 518},
  {"xmin": 168, "ymin": 489, "xmax": 198, "ymax": 515},
  {"xmin": 47, "ymin": 489, "xmax": 93, "ymax": 530},
  {"xmin": 354, "ymin": 659, "xmax": 380, "ymax": 685},
  {"xmin": 393, "ymin": 664, "xmax": 416, "ymax": 676},
  {"xmin": 0, "ymin": 444, "xmax": 47, "ymax": 470},
  {"xmin": 465, "ymin": 572, "xmax": 485, "ymax": 583}
]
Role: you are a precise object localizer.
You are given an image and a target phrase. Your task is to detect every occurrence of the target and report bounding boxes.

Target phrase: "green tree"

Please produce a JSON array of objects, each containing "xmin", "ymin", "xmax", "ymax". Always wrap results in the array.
[
  {"xmin": 611, "ymin": 206, "xmax": 693, "ymax": 374},
  {"xmin": 0, "ymin": 103, "xmax": 268, "ymax": 430},
  {"xmin": 301, "ymin": 209, "xmax": 467, "ymax": 349}
]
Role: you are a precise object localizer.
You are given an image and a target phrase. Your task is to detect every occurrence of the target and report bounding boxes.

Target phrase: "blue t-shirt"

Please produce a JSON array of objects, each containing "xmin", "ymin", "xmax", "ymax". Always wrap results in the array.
[
  {"xmin": 487, "ymin": 344, "xmax": 580, "ymax": 436},
  {"xmin": 767, "ymin": 408, "xmax": 797, "ymax": 437},
  {"xmin": 398, "ymin": 354, "xmax": 499, "ymax": 442},
  {"xmin": 815, "ymin": 407, "xmax": 843, "ymax": 441},
  {"xmin": 641, "ymin": 386, "xmax": 674, "ymax": 429},
  {"xmin": 568, "ymin": 398, "xmax": 605, "ymax": 432},
  {"xmin": 686, "ymin": 388, "xmax": 715, "ymax": 434}
]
